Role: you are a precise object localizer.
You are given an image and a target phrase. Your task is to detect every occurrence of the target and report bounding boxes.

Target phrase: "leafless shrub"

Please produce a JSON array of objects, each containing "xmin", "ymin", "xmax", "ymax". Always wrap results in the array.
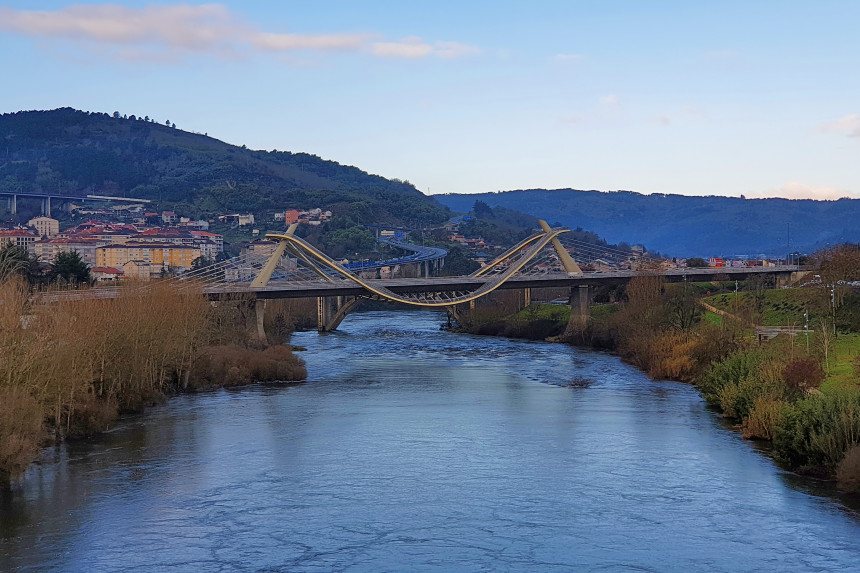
[{"xmin": 836, "ymin": 445, "xmax": 860, "ymax": 493}]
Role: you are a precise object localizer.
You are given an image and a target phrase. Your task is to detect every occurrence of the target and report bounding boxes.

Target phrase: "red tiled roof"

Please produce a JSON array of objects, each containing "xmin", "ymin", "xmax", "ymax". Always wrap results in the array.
[{"xmin": 0, "ymin": 229, "xmax": 36, "ymax": 236}]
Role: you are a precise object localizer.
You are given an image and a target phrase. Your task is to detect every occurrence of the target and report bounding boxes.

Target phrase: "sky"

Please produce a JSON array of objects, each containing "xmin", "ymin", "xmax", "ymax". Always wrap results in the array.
[{"xmin": 1, "ymin": 1, "xmax": 859, "ymax": 200}]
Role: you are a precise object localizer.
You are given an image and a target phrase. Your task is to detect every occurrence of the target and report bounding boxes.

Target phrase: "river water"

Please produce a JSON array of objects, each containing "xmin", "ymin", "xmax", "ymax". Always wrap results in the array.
[{"xmin": 2, "ymin": 310, "xmax": 860, "ymax": 572}]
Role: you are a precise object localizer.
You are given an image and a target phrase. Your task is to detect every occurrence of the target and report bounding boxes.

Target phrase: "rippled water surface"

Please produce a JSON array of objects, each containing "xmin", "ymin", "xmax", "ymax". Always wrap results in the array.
[{"xmin": 2, "ymin": 310, "xmax": 860, "ymax": 572}]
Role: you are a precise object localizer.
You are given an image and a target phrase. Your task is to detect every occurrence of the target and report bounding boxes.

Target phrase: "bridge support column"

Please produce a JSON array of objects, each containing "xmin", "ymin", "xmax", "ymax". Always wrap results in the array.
[
  {"xmin": 775, "ymin": 271, "xmax": 801, "ymax": 288},
  {"xmin": 317, "ymin": 296, "xmax": 361, "ymax": 332},
  {"xmin": 522, "ymin": 287, "xmax": 531, "ymax": 309},
  {"xmin": 10, "ymin": 194, "xmax": 16, "ymax": 215},
  {"xmin": 255, "ymin": 299, "xmax": 266, "ymax": 341},
  {"xmin": 570, "ymin": 285, "xmax": 590, "ymax": 326}
]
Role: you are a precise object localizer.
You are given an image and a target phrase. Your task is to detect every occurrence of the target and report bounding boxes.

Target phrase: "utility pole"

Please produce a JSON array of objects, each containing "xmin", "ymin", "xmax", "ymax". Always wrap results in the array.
[
  {"xmin": 831, "ymin": 283, "xmax": 837, "ymax": 338},
  {"xmin": 804, "ymin": 310, "xmax": 810, "ymax": 353}
]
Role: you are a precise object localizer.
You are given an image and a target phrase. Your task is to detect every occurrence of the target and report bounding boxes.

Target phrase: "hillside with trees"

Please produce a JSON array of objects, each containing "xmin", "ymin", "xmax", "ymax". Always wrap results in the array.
[
  {"xmin": 0, "ymin": 108, "xmax": 448, "ymax": 227},
  {"xmin": 436, "ymin": 189, "xmax": 860, "ymax": 257}
]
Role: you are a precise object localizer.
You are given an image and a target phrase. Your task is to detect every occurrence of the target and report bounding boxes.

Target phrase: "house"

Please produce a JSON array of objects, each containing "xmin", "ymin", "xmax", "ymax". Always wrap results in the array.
[
  {"xmin": 161, "ymin": 211, "xmax": 178, "ymax": 224},
  {"xmin": 90, "ymin": 267, "xmax": 124, "ymax": 282},
  {"xmin": 285, "ymin": 209, "xmax": 301, "ymax": 225},
  {"xmin": 122, "ymin": 260, "xmax": 151, "ymax": 280},
  {"xmin": 218, "ymin": 213, "xmax": 256, "ymax": 226}
]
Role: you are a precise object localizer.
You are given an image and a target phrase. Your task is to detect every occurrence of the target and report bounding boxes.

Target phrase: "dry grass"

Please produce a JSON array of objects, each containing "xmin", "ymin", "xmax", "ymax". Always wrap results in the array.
[
  {"xmin": 0, "ymin": 278, "xmax": 306, "ymax": 485},
  {"xmin": 836, "ymin": 445, "xmax": 860, "ymax": 493},
  {"xmin": 0, "ymin": 386, "xmax": 45, "ymax": 484},
  {"xmin": 189, "ymin": 344, "xmax": 306, "ymax": 388}
]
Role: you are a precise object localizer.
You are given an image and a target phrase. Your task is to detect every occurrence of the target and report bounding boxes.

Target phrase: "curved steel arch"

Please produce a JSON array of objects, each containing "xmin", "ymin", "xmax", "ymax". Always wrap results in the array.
[{"xmin": 254, "ymin": 225, "xmax": 571, "ymax": 307}]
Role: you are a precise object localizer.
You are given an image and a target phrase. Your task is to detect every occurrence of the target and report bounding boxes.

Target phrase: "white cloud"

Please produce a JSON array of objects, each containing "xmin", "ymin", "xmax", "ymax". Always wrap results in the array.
[
  {"xmin": 253, "ymin": 32, "xmax": 369, "ymax": 52},
  {"xmin": 558, "ymin": 115, "xmax": 582, "ymax": 124},
  {"xmin": 819, "ymin": 114, "xmax": 860, "ymax": 138},
  {"xmin": 371, "ymin": 38, "xmax": 479, "ymax": 59},
  {"xmin": 599, "ymin": 94, "xmax": 620, "ymax": 107},
  {"xmin": 746, "ymin": 182, "xmax": 856, "ymax": 200},
  {"xmin": 0, "ymin": 4, "xmax": 477, "ymax": 62},
  {"xmin": 652, "ymin": 115, "xmax": 671, "ymax": 126}
]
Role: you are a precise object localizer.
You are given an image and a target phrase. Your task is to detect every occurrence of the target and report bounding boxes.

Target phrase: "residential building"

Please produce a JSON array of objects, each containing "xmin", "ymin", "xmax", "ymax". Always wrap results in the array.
[
  {"xmin": 189, "ymin": 230, "xmax": 224, "ymax": 253},
  {"xmin": 122, "ymin": 260, "xmax": 151, "ymax": 280},
  {"xmin": 162, "ymin": 211, "xmax": 177, "ymax": 224},
  {"xmin": 0, "ymin": 229, "xmax": 38, "ymax": 252},
  {"xmin": 218, "ymin": 214, "xmax": 255, "ymax": 226},
  {"xmin": 34, "ymin": 238, "xmax": 103, "ymax": 266},
  {"xmin": 97, "ymin": 242, "xmax": 199, "ymax": 273},
  {"xmin": 27, "ymin": 216, "xmax": 60, "ymax": 238}
]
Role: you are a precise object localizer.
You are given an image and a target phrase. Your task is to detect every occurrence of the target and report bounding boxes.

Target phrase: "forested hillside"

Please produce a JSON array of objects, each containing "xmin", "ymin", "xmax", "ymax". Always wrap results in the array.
[
  {"xmin": 0, "ymin": 108, "xmax": 448, "ymax": 226},
  {"xmin": 437, "ymin": 189, "xmax": 860, "ymax": 257}
]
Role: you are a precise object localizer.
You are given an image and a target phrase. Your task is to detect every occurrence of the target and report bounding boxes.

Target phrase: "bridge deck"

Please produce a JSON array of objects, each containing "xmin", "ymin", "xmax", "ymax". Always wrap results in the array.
[{"xmin": 211, "ymin": 266, "xmax": 801, "ymax": 300}]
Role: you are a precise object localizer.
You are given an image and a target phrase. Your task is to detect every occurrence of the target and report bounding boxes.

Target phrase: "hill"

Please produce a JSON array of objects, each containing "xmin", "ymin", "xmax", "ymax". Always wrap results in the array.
[
  {"xmin": 436, "ymin": 189, "xmax": 860, "ymax": 257},
  {"xmin": 0, "ymin": 108, "xmax": 448, "ymax": 226}
]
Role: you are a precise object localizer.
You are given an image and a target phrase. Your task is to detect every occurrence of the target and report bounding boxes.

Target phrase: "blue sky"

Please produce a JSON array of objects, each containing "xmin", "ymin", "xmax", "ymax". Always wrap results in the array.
[{"xmin": 1, "ymin": 1, "xmax": 859, "ymax": 199}]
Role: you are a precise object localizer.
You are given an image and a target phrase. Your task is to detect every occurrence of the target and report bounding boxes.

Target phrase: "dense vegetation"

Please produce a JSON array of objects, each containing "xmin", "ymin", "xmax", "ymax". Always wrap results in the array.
[
  {"xmin": 437, "ymin": 189, "xmax": 860, "ymax": 257},
  {"xmin": 0, "ymin": 108, "xmax": 449, "ymax": 227},
  {"xmin": 0, "ymin": 279, "xmax": 308, "ymax": 488}
]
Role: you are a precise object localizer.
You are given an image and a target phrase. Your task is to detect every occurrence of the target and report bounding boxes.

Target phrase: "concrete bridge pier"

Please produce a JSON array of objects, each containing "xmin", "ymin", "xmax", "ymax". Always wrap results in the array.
[
  {"xmin": 569, "ymin": 285, "xmax": 590, "ymax": 326},
  {"xmin": 255, "ymin": 299, "xmax": 266, "ymax": 341},
  {"xmin": 317, "ymin": 295, "xmax": 362, "ymax": 332},
  {"xmin": 775, "ymin": 270, "xmax": 811, "ymax": 288}
]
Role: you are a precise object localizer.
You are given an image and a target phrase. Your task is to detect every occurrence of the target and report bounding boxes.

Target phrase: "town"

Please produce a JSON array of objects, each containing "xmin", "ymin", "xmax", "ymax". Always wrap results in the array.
[{"xmin": 0, "ymin": 203, "xmax": 788, "ymax": 284}]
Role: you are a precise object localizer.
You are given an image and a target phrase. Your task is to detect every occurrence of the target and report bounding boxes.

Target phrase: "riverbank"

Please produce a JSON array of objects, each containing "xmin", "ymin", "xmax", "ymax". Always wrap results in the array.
[
  {"xmin": 0, "ymin": 279, "xmax": 307, "ymax": 488},
  {"xmin": 455, "ymin": 281, "xmax": 860, "ymax": 493}
]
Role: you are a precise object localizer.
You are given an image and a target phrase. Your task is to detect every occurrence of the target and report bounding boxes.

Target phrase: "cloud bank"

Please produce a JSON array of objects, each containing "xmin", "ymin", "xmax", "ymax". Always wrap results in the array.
[
  {"xmin": 819, "ymin": 114, "xmax": 860, "ymax": 138},
  {"xmin": 0, "ymin": 4, "xmax": 478, "ymax": 61}
]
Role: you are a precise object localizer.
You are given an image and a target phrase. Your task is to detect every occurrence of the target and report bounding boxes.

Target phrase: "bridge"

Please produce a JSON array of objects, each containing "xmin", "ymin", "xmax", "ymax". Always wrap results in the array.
[
  {"xmin": 1, "ymin": 191, "xmax": 151, "ymax": 216},
  {"xmin": 173, "ymin": 221, "xmax": 801, "ymax": 335}
]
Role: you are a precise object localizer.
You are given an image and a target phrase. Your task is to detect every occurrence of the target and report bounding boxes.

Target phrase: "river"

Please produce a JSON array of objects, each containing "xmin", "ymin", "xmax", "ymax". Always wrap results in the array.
[{"xmin": 2, "ymin": 310, "xmax": 860, "ymax": 572}]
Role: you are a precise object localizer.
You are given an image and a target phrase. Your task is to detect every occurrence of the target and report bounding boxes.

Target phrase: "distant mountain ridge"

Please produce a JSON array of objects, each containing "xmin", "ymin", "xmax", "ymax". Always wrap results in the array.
[
  {"xmin": 436, "ymin": 189, "xmax": 860, "ymax": 257},
  {"xmin": 0, "ymin": 108, "xmax": 448, "ymax": 226}
]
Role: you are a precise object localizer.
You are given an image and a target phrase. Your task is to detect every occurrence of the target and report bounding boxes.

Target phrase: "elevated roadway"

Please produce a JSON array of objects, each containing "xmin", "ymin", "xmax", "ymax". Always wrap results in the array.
[{"xmin": 216, "ymin": 265, "xmax": 802, "ymax": 300}]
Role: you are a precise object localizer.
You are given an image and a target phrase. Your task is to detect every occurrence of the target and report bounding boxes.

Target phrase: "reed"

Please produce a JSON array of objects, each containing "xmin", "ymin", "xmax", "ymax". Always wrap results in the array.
[{"xmin": 0, "ymin": 278, "xmax": 306, "ymax": 486}]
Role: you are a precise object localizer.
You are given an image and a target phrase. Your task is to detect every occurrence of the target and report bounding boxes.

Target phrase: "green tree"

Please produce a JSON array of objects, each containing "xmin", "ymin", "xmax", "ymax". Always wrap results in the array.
[
  {"xmin": 472, "ymin": 200, "xmax": 493, "ymax": 218},
  {"xmin": 50, "ymin": 251, "xmax": 91, "ymax": 285},
  {"xmin": 440, "ymin": 245, "xmax": 480, "ymax": 276},
  {"xmin": 687, "ymin": 257, "xmax": 708, "ymax": 268},
  {"xmin": 191, "ymin": 256, "xmax": 212, "ymax": 270}
]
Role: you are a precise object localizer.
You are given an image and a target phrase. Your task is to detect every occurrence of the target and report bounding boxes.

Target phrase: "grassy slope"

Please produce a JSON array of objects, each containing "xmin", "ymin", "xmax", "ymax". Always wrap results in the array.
[{"xmin": 704, "ymin": 288, "xmax": 828, "ymax": 326}]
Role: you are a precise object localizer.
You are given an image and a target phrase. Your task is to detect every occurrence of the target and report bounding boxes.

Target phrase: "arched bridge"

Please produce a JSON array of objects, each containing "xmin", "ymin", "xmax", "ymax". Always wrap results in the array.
[{"xmin": 178, "ymin": 221, "xmax": 802, "ymax": 333}]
